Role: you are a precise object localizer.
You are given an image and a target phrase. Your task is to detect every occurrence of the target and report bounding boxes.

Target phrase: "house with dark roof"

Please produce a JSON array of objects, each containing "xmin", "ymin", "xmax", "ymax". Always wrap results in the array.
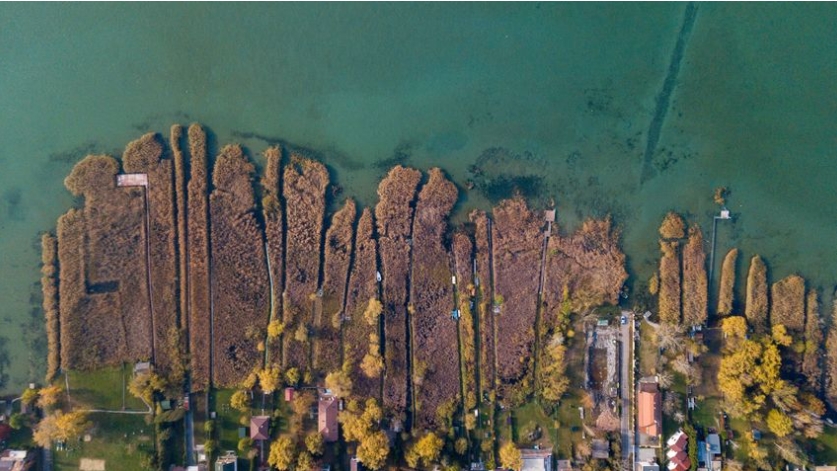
[
  {"xmin": 638, "ymin": 379, "xmax": 662, "ymax": 447},
  {"xmin": 318, "ymin": 394, "xmax": 339, "ymax": 442},
  {"xmin": 250, "ymin": 416, "xmax": 270, "ymax": 441}
]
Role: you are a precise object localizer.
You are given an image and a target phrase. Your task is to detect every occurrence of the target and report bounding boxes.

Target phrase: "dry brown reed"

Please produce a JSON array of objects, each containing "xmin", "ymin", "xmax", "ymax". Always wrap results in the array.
[
  {"xmin": 261, "ymin": 147, "xmax": 285, "ymax": 367},
  {"xmin": 770, "ymin": 275, "xmax": 806, "ymax": 333},
  {"xmin": 375, "ymin": 165, "xmax": 422, "ymax": 415},
  {"xmin": 186, "ymin": 124, "xmax": 211, "ymax": 390},
  {"xmin": 658, "ymin": 240, "xmax": 681, "ymax": 325},
  {"xmin": 409, "ymin": 168, "xmax": 459, "ymax": 431},
  {"xmin": 209, "ymin": 145, "xmax": 270, "ymax": 387},
  {"xmin": 659, "ymin": 211, "xmax": 685, "ymax": 240},
  {"xmin": 543, "ymin": 217, "xmax": 628, "ymax": 313},
  {"xmin": 170, "ymin": 125, "xmax": 189, "ymax": 333},
  {"xmin": 68, "ymin": 154, "xmax": 151, "ymax": 366},
  {"xmin": 491, "ymin": 197, "xmax": 543, "ymax": 396},
  {"xmin": 453, "ymin": 232, "xmax": 477, "ymax": 411},
  {"xmin": 682, "ymin": 225, "xmax": 707, "ymax": 326},
  {"xmin": 745, "ymin": 255, "xmax": 768, "ymax": 334},
  {"xmin": 41, "ymin": 233, "xmax": 60, "ymax": 382},
  {"xmin": 802, "ymin": 289, "xmax": 822, "ymax": 391},
  {"xmin": 826, "ymin": 288, "xmax": 837, "ymax": 406},
  {"xmin": 315, "ymin": 199, "xmax": 356, "ymax": 375},
  {"xmin": 716, "ymin": 248, "xmax": 738, "ymax": 316},
  {"xmin": 282, "ymin": 154, "xmax": 329, "ymax": 374},
  {"xmin": 57, "ymin": 209, "xmax": 86, "ymax": 370},
  {"xmin": 343, "ymin": 209, "xmax": 381, "ymax": 400},
  {"xmin": 123, "ymin": 133, "xmax": 179, "ymax": 375},
  {"xmin": 470, "ymin": 210, "xmax": 496, "ymax": 399}
]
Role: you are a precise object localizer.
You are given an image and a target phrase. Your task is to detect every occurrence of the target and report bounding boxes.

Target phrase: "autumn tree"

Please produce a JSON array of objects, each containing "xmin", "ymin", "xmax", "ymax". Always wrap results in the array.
[
  {"xmin": 37, "ymin": 384, "xmax": 63, "ymax": 410},
  {"xmin": 325, "ymin": 370, "xmax": 353, "ymax": 398},
  {"xmin": 21, "ymin": 388, "xmax": 38, "ymax": 407},
  {"xmin": 357, "ymin": 430, "xmax": 389, "ymax": 470},
  {"xmin": 305, "ymin": 432, "xmax": 324, "ymax": 456},
  {"xmin": 258, "ymin": 364, "xmax": 282, "ymax": 394},
  {"xmin": 499, "ymin": 442, "xmax": 523, "ymax": 470},
  {"xmin": 406, "ymin": 432, "xmax": 444, "ymax": 468},
  {"xmin": 766, "ymin": 409, "xmax": 793, "ymax": 437},
  {"xmin": 361, "ymin": 333, "xmax": 385, "ymax": 378},
  {"xmin": 128, "ymin": 371, "xmax": 168, "ymax": 405},
  {"xmin": 33, "ymin": 411, "xmax": 90, "ymax": 447},
  {"xmin": 230, "ymin": 390, "xmax": 251, "ymax": 413},
  {"xmin": 269, "ymin": 436, "xmax": 297, "ymax": 470},
  {"xmin": 803, "ymin": 289, "xmax": 823, "ymax": 391},
  {"xmin": 268, "ymin": 320, "xmax": 285, "ymax": 339},
  {"xmin": 297, "ymin": 451, "xmax": 316, "ymax": 471},
  {"xmin": 363, "ymin": 298, "xmax": 383, "ymax": 326}
]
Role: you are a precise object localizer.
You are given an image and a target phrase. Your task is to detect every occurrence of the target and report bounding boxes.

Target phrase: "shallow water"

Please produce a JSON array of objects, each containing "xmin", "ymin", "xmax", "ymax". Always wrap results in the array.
[{"xmin": 1, "ymin": 2, "xmax": 836, "ymax": 394}]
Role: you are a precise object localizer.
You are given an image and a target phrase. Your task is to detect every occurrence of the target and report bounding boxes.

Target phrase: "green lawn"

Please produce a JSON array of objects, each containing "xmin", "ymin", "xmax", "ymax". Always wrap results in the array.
[
  {"xmin": 53, "ymin": 413, "xmax": 153, "ymax": 471},
  {"xmin": 213, "ymin": 389, "xmax": 243, "ymax": 453},
  {"xmin": 639, "ymin": 322, "xmax": 659, "ymax": 377},
  {"xmin": 67, "ymin": 365, "xmax": 147, "ymax": 411},
  {"xmin": 810, "ymin": 426, "xmax": 837, "ymax": 465}
]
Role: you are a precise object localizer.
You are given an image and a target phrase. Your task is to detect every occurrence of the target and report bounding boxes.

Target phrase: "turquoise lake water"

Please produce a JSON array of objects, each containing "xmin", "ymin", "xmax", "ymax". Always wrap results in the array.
[{"xmin": 1, "ymin": 2, "xmax": 836, "ymax": 394}]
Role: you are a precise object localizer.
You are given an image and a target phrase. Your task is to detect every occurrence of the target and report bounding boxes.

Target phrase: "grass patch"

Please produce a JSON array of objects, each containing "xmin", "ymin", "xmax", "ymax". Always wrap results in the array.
[
  {"xmin": 53, "ymin": 413, "xmax": 152, "ymax": 471},
  {"xmin": 213, "ymin": 389, "xmax": 244, "ymax": 453},
  {"xmin": 67, "ymin": 364, "xmax": 146, "ymax": 411},
  {"xmin": 810, "ymin": 426, "xmax": 837, "ymax": 465},
  {"xmin": 639, "ymin": 322, "xmax": 658, "ymax": 377}
]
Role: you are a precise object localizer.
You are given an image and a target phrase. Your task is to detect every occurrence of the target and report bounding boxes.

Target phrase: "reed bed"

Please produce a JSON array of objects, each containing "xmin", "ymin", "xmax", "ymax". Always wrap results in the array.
[
  {"xmin": 659, "ymin": 211, "xmax": 685, "ymax": 240},
  {"xmin": 826, "ymin": 288, "xmax": 837, "ymax": 406},
  {"xmin": 186, "ymin": 124, "xmax": 211, "ymax": 390},
  {"xmin": 375, "ymin": 165, "xmax": 422, "ymax": 415},
  {"xmin": 543, "ymin": 217, "xmax": 628, "ymax": 313},
  {"xmin": 282, "ymin": 155, "xmax": 329, "ymax": 374},
  {"xmin": 261, "ymin": 147, "xmax": 285, "ymax": 367},
  {"xmin": 453, "ymin": 232, "xmax": 478, "ymax": 411},
  {"xmin": 491, "ymin": 197, "xmax": 543, "ymax": 399},
  {"xmin": 470, "ymin": 210, "xmax": 495, "ymax": 399},
  {"xmin": 73, "ymin": 154, "xmax": 151, "ymax": 365},
  {"xmin": 803, "ymin": 289, "xmax": 822, "ymax": 391},
  {"xmin": 658, "ymin": 240, "xmax": 681, "ymax": 325},
  {"xmin": 123, "ymin": 133, "xmax": 179, "ymax": 375},
  {"xmin": 409, "ymin": 169, "xmax": 459, "ymax": 431},
  {"xmin": 343, "ymin": 209, "xmax": 381, "ymax": 400},
  {"xmin": 209, "ymin": 145, "xmax": 269, "ymax": 387},
  {"xmin": 770, "ymin": 275, "xmax": 806, "ymax": 332},
  {"xmin": 745, "ymin": 255, "xmax": 769, "ymax": 334},
  {"xmin": 682, "ymin": 225, "xmax": 707, "ymax": 326},
  {"xmin": 716, "ymin": 248, "xmax": 738, "ymax": 316},
  {"xmin": 315, "ymin": 199, "xmax": 356, "ymax": 375},
  {"xmin": 41, "ymin": 233, "xmax": 60, "ymax": 382},
  {"xmin": 57, "ymin": 209, "xmax": 86, "ymax": 370},
  {"xmin": 170, "ymin": 125, "xmax": 189, "ymax": 334}
]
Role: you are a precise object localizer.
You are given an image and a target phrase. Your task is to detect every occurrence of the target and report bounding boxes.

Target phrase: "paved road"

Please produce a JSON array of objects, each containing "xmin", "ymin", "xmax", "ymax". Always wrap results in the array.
[{"xmin": 620, "ymin": 312, "xmax": 634, "ymax": 463}]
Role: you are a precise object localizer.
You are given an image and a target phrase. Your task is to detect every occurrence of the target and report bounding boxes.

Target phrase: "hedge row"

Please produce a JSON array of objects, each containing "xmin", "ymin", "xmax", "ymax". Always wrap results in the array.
[
  {"xmin": 375, "ymin": 166, "xmax": 422, "ymax": 416},
  {"xmin": 282, "ymin": 155, "xmax": 329, "ymax": 374},
  {"xmin": 315, "ymin": 199, "xmax": 356, "ymax": 375},
  {"xmin": 209, "ymin": 145, "xmax": 270, "ymax": 387},
  {"xmin": 409, "ymin": 169, "xmax": 459, "ymax": 431},
  {"xmin": 187, "ymin": 124, "xmax": 211, "ymax": 390}
]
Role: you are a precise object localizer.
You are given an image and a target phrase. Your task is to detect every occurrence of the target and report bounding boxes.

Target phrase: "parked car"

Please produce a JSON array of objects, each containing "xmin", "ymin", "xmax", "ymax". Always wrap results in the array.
[{"xmin": 620, "ymin": 315, "xmax": 628, "ymax": 325}]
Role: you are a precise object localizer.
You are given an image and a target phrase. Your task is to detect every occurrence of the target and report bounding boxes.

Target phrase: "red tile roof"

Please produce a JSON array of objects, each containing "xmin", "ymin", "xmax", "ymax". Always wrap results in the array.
[
  {"xmin": 319, "ymin": 395, "xmax": 339, "ymax": 442},
  {"xmin": 638, "ymin": 382, "xmax": 662, "ymax": 438},
  {"xmin": 250, "ymin": 415, "xmax": 270, "ymax": 440}
]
